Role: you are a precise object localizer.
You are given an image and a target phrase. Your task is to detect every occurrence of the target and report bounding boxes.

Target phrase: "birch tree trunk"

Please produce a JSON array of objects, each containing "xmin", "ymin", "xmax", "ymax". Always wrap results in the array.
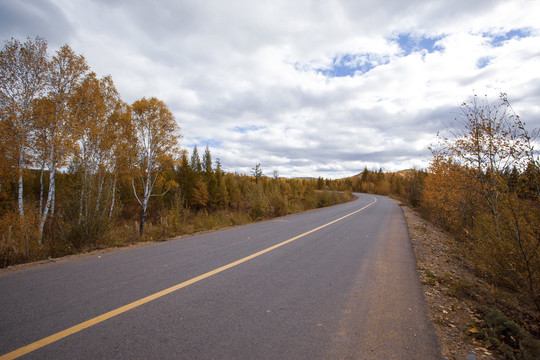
[
  {"xmin": 95, "ymin": 175, "xmax": 105, "ymax": 214},
  {"xmin": 39, "ymin": 160, "xmax": 45, "ymax": 218},
  {"xmin": 139, "ymin": 175, "xmax": 151, "ymax": 236},
  {"xmin": 109, "ymin": 174, "xmax": 117, "ymax": 218},
  {"xmin": 39, "ymin": 158, "xmax": 55, "ymax": 245},
  {"xmin": 18, "ymin": 153, "xmax": 24, "ymax": 216}
]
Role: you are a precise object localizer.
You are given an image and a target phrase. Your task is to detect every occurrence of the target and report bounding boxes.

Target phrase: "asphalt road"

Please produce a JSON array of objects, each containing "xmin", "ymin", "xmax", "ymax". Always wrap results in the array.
[{"xmin": 0, "ymin": 194, "xmax": 441, "ymax": 359}]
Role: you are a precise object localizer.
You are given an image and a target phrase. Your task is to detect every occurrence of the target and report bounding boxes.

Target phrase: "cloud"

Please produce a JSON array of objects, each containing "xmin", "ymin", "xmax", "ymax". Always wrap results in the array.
[
  {"xmin": 2, "ymin": 0, "xmax": 539, "ymax": 178},
  {"xmin": 0, "ymin": 0, "xmax": 73, "ymax": 46}
]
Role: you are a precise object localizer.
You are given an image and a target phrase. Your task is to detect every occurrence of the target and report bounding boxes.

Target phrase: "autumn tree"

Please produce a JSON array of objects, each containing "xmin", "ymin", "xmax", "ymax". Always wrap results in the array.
[
  {"xmin": 0, "ymin": 119, "xmax": 10, "ymax": 191},
  {"xmin": 63, "ymin": 73, "xmax": 126, "ymax": 247},
  {"xmin": 106, "ymin": 101, "xmax": 135, "ymax": 217},
  {"xmin": 202, "ymin": 146, "xmax": 220, "ymax": 208},
  {"xmin": 176, "ymin": 149, "xmax": 194, "ymax": 205},
  {"xmin": 70, "ymin": 72, "xmax": 106, "ymax": 224},
  {"xmin": 251, "ymin": 163, "xmax": 263, "ymax": 184},
  {"xmin": 190, "ymin": 146, "xmax": 202, "ymax": 173},
  {"xmin": 0, "ymin": 37, "xmax": 49, "ymax": 215},
  {"xmin": 405, "ymin": 169, "xmax": 427, "ymax": 207},
  {"xmin": 202, "ymin": 145, "xmax": 213, "ymax": 175},
  {"xmin": 426, "ymin": 93, "xmax": 540, "ymax": 309},
  {"xmin": 191, "ymin": 177, "xmax": 209, "ymax": 210},
  {"xmin": 213, "ymin": 158, "xmax": 229, "ymax": 208},
  {"xmin": 130, "ymin": 97, "xmax": 180, "ymax": 235},
  {"xmin": 225, "ymin": 172, "xmax": 241, "ymax": 209},
  {"xmin": 37, "ymin": 44, "xmax": 89, "ymax": 240},
  {"xmin": 422, "ymin": 156, "xmax": 478, "ymax": 232},
  {"xmin": 316, "ymin": 177, "xmax": 324, "ymax": 190}
]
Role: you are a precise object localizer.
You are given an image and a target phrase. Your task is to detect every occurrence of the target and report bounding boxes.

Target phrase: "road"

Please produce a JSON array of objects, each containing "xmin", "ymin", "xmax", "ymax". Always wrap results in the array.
[{"xmin": 0, "ymin": 194, "xmax": 441, "ymax": 359}]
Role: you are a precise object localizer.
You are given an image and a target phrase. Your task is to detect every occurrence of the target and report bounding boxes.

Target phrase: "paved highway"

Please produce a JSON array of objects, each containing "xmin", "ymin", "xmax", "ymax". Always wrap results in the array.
[{"xmin": 0, "ymin": 194, "xmax": 440, "ymax": 359}]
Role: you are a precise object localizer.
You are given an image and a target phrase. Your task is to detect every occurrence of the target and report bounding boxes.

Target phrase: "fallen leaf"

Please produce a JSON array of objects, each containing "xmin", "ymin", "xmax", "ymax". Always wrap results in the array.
[{"xmin": 468, "ymin": 328, "xmax": 479, "ymax": 334}]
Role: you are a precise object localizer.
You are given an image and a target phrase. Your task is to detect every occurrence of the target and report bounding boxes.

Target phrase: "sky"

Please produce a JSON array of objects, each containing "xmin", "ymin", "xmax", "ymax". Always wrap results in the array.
[{"xmin": 1, "ymin": 0, "xmax": 540, "ymax": 178}]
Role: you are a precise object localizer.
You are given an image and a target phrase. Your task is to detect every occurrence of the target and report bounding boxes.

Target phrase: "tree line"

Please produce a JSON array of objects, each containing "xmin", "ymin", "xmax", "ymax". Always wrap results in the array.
[{"xmin": 0, "ymin": 37, "xmax": 352, "ymax": 267}]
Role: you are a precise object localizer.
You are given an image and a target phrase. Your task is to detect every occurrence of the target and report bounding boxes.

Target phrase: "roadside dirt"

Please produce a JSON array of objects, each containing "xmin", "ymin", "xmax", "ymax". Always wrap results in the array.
[
  {"xmin": 402, "ymin": 205, "xmax": 496, "ymax": 360},
  {"xmin": 0, "ymin": 242, "xmax": 152, "ymax": 274}
]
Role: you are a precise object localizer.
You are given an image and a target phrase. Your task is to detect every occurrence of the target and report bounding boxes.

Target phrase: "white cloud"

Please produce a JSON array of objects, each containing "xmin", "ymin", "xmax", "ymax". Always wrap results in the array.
[{"xmin": 1, "ymin": 0, "xmax": 539, "ymax": 178}]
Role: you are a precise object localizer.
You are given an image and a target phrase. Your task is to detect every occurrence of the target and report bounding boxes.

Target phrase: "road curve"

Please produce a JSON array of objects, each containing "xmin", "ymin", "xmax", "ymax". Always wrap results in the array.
[{"xmin": 0, "ymin": 194, "xmax": 441, "ymax": 359}]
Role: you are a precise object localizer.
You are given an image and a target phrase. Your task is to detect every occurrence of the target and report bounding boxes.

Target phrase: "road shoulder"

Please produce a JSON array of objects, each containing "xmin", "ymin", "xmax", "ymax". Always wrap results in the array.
[{"xmin": 402, "ymin": 205, "xmax": 496, "ymax": 360}]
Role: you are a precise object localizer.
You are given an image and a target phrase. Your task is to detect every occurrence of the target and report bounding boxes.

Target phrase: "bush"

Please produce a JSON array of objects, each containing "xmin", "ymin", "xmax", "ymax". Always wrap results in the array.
[
  {"xmin": 0, "ymin": 205, "xmax": 41, "ymax": 266},
  {"xmin": 248, "ymin": 185, "xmax": 273, "ymax": 220},
  {"xmin": 471, "ymin": 308, "xmax": 540, "ymax": 359}
]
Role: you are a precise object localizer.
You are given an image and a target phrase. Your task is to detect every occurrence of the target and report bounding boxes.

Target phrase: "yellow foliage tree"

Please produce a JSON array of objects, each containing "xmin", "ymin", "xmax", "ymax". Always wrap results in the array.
[
  {"xmin": 0, "ymin": 37, "xmax": 49, "ymax": 215},
  {"xmin": 130, "ymin": 97, "xmax": 180, "ymax": 235},
  {"xmin": 37, "ymin": 44, "xmax": 89, "ymax": 240},
  {"xmin": 426, "ymin": 93, "xmax": 540, "ymax": 309}
]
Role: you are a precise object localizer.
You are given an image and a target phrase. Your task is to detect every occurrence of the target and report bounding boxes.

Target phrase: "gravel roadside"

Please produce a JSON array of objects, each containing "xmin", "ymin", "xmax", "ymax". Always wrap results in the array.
[{"xmin": 402, "ymin": 205, "xmax": 496, "ymax": 360}]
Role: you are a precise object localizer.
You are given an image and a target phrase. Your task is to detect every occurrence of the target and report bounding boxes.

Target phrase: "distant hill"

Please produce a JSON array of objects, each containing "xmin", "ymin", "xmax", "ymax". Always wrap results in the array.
[
  {"xmin": 345, "ymin": 169, "xmax": 417, "ymax": 180},
  {"xmin": 391, "ymin": 169, "xmax": 418, "ymax": 178}
]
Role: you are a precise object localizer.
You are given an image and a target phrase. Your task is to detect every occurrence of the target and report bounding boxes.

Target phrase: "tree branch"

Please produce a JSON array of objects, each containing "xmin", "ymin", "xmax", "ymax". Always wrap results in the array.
[{"xmin": 131, "ymin": 178, "xmax": 142, "ymax": 206}]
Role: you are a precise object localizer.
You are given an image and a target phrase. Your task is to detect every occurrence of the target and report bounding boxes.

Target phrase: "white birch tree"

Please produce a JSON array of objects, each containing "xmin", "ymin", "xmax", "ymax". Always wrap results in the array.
[
  {"xmin": 0, "ymin": 37, "xmax": 49, "ymax": 215},
  {"xmin": 130, "ymin": 97, "xmax": 179, "ymax": 235},
  {"xmin": 37, "ymin": 45, "xmax": 88, "ymax": 241}
]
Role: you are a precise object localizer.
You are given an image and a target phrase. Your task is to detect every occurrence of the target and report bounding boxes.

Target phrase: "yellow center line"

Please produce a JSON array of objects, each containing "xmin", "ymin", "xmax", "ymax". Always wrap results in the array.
[{"xmin": 1, "ymin": 197, "xmax": 377, "ymax": 360}]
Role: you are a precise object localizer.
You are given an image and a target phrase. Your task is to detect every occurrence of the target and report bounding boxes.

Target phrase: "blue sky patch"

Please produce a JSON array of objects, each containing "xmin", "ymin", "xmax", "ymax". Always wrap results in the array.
[
  {"xmin": 317, "ymin": 53, "xmax": 389, "ymax": 78},
  {"xmin": 187, "ymin": 138, "xmax": 223, "ymax": 149},
  {"xmin": 476, "ymin": 56, "xmax": 493, "ymax": 69},
  {"xmin": 484, "ymin": 28, "xmax": 531, "ymax": 47},
  {"xmin": 395, "ymin": 33, "xmax": 444, "ymax": 55},
  {"xmin": 232, "ymin": 125, "xmax": 266, "ymax": 133}
]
